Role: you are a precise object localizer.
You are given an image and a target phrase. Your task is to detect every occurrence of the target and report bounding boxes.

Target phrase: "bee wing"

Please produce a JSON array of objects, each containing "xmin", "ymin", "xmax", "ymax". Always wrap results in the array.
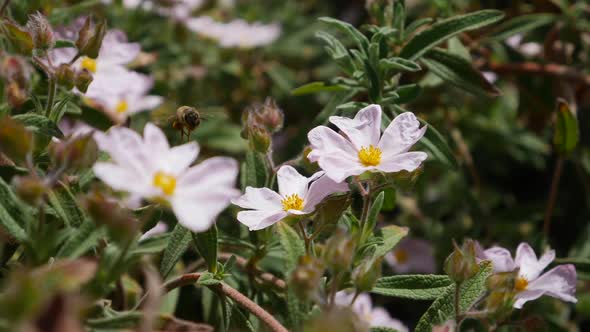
[
  {"xmin": 199, "ymin": 106, "xmax": 229, "ymax": 120},
  {"xmin": 151, "ymin": 106, "xmax": 177, "ymax": 125}
]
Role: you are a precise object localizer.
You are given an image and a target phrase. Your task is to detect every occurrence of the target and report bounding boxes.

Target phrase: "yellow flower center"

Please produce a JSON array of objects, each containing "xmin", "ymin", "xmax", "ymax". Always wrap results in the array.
[
  {"xmin": 116, "ymin": 100, "xmax": 128, "ymax": 113},
  {"xmin": 153, "ymin": 171, "xmax": 176, "ymax": 196},
  {"xmin": 358, "ymin": 145, "xmax": 382, "ymax": 167},
  {"xmin": 394, "ymin": 249, "xmax": 409, "ymax": 264},
  {"xmin": 514, "ymin": 277, "xmax": 528, "ymax": 292},
  {"xmin": 80, "ymin": 57, "xmax": 97, "ymax": 73},
  {"xmin": 281, "ymin": 194, "xmax": 304, "ymax": 211}
]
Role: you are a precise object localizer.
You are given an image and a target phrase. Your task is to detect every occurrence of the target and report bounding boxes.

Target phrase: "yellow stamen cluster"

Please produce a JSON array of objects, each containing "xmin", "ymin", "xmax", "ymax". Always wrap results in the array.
[
  {"xmin": 358, "ymin": 145, "xmax": 382, "ymax": 166},
  {"xmin": 153, "ymin": 171, "xmax": 176, "ymax": 196},
  {"xmin": 81, "ymin": 57, "xmax": 97, "ymax": 73},
  {"xmin": 394, "ymin": 249, "xmax": 409, "ymax": 264},
  {"xmin": 281, "ymin": 194, "xmax": 304, "ymax": 211},
  {"xmin": 514, "ymin": 277, "xmax": 528, "ymax": 292},
  {"xmin": 116, "ymin": 100, "xmax": 129, "ymax": 113}
]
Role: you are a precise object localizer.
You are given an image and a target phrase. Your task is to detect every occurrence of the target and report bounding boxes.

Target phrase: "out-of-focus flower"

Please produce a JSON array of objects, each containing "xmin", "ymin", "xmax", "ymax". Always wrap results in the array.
[
  {"xmin": 385, "ymin": 238, "xmax": 436, "ymax": 274},
  {"xmin": 506, "ymin": 34, "xmax": 542, "ymax": 57},
  {"xmin": 0, "ymin": 55, "xmax": 32, "ymax": 108},
  {"xmin": 334, "ymin": 292, "xmax": 409, "ymax": 332},
  {"xmin": 57, "ymin": 119, "xmax": 95, "ymax": 138},
  {"xmin": 25, "ymin": 12, "xmax": 55, "ymax": 50},
  {"xmin": 232, "ymin": 166, "xmax": 349, "ymax": 231},
  {"xmin": 93, "ymin": 123, "xmax": 239, "ymax": 232},
  {"xmin": 139, "ymin": 221, "xmax": 169, "ymax": 241},
  {"xmin": 479, "ymin": 242, "xmax": 577, "ymax": 309},
  {"xmin": 185, "ymin": 16, "xmax": 281, "ymax": 48},
  {"xmin": 102, "ymin": 0, "xmax": 204, "ymax": 21},
  {"xmin": 307, "ymin": 105, "xmax": 427, "ymax": 183}
]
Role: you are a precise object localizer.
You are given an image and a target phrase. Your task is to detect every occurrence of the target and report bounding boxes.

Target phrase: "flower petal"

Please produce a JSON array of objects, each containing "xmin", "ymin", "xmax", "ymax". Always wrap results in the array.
[
  {"xmin": 329, "ymin": 104, "xmax": 382, "ymax": 149},
  {"xmin": 303, "ymin": 174, "xmax": 349, "ymax": 212},
  {"xmin": 171, "ymin": 188, "xmax": 237, "ymax": 232},
  {"xmin": 484, "ymin": 246, "xmax": 516, "ymax": 273},
  {"xmin": 165, "ymin": 142, "xmax": 199, "ymax": 175},
  {"xmin": 515, "ymin": 243, "xmax": 555, "ymax": 281},
  {"xmin": 307, "ymin": 125, "xmax": 358, "ymax": 162},
  {"xmin": 371, "ymin": 307, "xmax": 409, "ymax": 332},
  {"xmin": 176, "ymin": 157, "xmax": 239, "ymax": 196},
  {"xmin": 277, "ymin": 165, "xmax": 309, "ymax": 198},
  {"xmin": 527, "ymin": 264, "xmax": 577, "ymax": 304},
  {"xmin": 378, "ymin": 112, "xmax": 426, "ymax": 156},
  {"xmin": 143, "ymin": 123, "xmax": 169, "ymax": 154},
  {"xmin": 316, "ymin": 153, "xmax": 367, "ymax": 183},
  {"xmin": 513, "ymin": 289, "xmax": 545, "ymax": 309},
  {"xmin": 232, "ymin": 187, "xmax": 283, "ymax": 211},
  {"xmin": 94, "ymin": 126, "xmax": 153, "ymax": 177},
  {"xmin": 377, "ymin": 151, "xmax": 427, "ymax": 173},
  {"xmin": 139, "ymin": 221, "xmax": 168, "ymax": 241},
  {"xmin": 236, "ymin": 210, "xmax": 287, "ymax": 231},
  {"xmin": 93, "ymin": 162, "xmax": 151, "ymax": 194}
]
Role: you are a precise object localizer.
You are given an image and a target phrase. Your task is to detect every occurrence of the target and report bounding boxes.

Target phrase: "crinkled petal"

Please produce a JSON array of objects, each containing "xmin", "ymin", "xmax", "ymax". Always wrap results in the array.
[
  {"xmin": 526, "ymin": 264, "xmax": 577, "ymax": 304},
  {"xmin": 303, "ymin": 174, "xmax": 349, "ymax": 212},
  {"xmin": 236, "ymin": 210, "xmax": 288, "ymax": 231},
  {"xmin": 316, "ymin": 153, "xmax": 367, "ymax": 183},
  {"xmin": 484, "ymin": 246, "xmax": 516, "ymax": 273},
  {"xmin": 378, "ymin": 112, "xmax": 427, "ymax": 156},
  {"xmin": 377, "ymin": 151, "xmax": 427, "ymax": 173},
  {"xmin": 329, "ymin": 104, "xmax": 382, "ymax": 150},
  {"xmin": 515, "ymin": 243, "xmax": 555, "ymax": 281},
  {"xmin": 232, "ymin": 187, "xmax": 283, "ymax": 211},
  {"xmin": 277, "ymin": 165, "xmax": 309, "ymax": 198},
  {"xmin": 307, "ymin": 125, "xmax": 358, "ymax": 162}
]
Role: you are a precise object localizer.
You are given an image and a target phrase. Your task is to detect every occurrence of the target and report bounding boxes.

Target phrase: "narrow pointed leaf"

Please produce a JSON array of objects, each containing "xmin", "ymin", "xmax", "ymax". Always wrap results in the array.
[{"xmin": 372, "ymin": 274, "xmax": 452, "ymax": 300}]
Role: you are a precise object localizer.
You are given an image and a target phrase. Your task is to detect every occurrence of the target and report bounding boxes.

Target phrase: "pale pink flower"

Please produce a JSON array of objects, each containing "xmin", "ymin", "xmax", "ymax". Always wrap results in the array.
[
  {"xmin": 479, "ymin": 242, "xmax": 577, "ymax": 309},
  {"xmin": 386, "ymin": 238, "xmax": 436, "ymax": 274},
  {"xmin": 93, "ymin": 123, "xmax": 240, "ymax": 232},
  {"xmin": 139, "ymin": 221, "xmax": 168, "ymax": 241},
  {"xmin": 307, "ymin": 104, "xmax": 427, "ymax": 183},
  {"xmin": 185, "ymin": 16, "xmax": 281, "ymax": 48},
  {"xmin": 231, "ymin": 166, "xmax": 348, "ymax": 231},
  {"xmin": 334, "ymin": 291, "xmax": 408, "ymax": 332}
]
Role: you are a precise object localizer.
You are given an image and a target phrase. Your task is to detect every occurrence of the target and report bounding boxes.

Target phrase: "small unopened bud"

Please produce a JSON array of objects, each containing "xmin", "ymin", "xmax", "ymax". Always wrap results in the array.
[
  {"xmin": 25, "ymin": 12, "xmax": 55, "ymax": 50},
  {"xmin": 444, "ymin": 239, "xmax": 480, "ymax": 283},
  {"xmin": 1, "ymin": 55, "xmax": 32, "ymax": 89},
  {"xmin": 248, "ymin": 124, "xmax": 271, "ymax": 153},
  {"xmin": 486, "ymin": 271, "xmax": 517, "ymax": 291},
  {"xmin": 13, "ymin": 175, "xmax": 46, "ymax": 206},
  {"xmin": 323, "ymin": 230, "xmax": 354, "ymax": 273},
  {"xmin": 76, "ymin": 17, "xmax": 107, "ymax": 59},
  {"xmin": 290, "ymin": 255, "xmax": 324, "ymax": 301},
  {"xmin": 82, "ymin": 188, "xmax": 138, "ymax": 242},
  {"xmin": 6, "ymin": 82, "xmax": 27, "ymax": 109},
  {"xmin": 56, "ymin": 64, "xmax": 76, "ymax": 90},
  {"xmin": 74, "ymin": 69, "xmax": 93, "ymax": 93},
  {"xmin": 49, "ymin": 134, "xmax": 98, "ymax": 172},
  {"xmin": 484, "ymin": 290, "xmax": 515, "ymax": 318},
  {"xmin": 258, "ymin": 97, "xmax": 284, "ymax": 133},
  {"xmin": 0, "ymin": 116, "xmax": 33, "ymax": 163},
  {"xmin": 352, "ymin": 257, "xmax": 382, "ymax": 292}
]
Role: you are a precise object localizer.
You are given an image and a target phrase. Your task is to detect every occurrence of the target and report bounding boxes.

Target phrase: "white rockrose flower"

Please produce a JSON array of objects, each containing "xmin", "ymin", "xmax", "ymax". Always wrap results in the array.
[
  {"xmin": 232, "ymin": 165, "xmax": 349, "ymax": 231},
  {"xmin": 185, "ymin": 16, "xmax": 281, "ymax": 48},
  {"xmin": 385, "ymin": 237, "xmax": 436, "ymax": 274},
  {"xmin": 307, "ymin": 104, "xmax": 428, "ymax": 183},
  {"xmin": 93, "ymin": 123, "xmax": 240, "ymax": 232},
  {"xmin": 334, "ymin": 291, "xmax": 409, "ymax": 332}
]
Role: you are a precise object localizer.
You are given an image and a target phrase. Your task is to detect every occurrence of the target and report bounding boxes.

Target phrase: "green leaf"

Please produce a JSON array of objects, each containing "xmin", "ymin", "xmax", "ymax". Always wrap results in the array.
[
  {"xmin": 53, "ymin": 39, "xmax": 76, "ymax": 49},
  {"xmin": 241, "ymin": 151, "xmax": 268, "ymax": 189},
  {"xmin": 193, "ymin": 225, "xmax": 219, "ymax": 273},
  {"xmin": 197, "ymin": 272, "xmax": 222, "ymax": 286},
  {"xmin": 319, "ymin": 17, "xmax": 370, "ymax": 52},
  {"xmin": 390, "ymin": 84, "xmax": 422, "ymax": 104},
  {"xmin": 312, "ymin": 90, "xmax": 358, "ymax": 126},
  {"xmin": 316, "ymin": 31, "xmax": 356, "ymax": 74},
  {"xmin": 12, "ymin": 114, "xmax": 62, "ymax": 138},
  {"xmin": 371, "ymin": 327, "xmax": 402, "ymax": 332},
  {"xmin": 0, "ymin": 178, "xmax": 28, "ymax": 242},
  {"xmin": 131, "ymin": 234, "xmax": 170, "ymax": 256},
  {"xmin": 379, "ymin": 57, "xmax": 421, "ymax": 72},
  {"xmin": 0, "ymin": 20, "xmax": 33, "ymax": 55},
  {"xmin": 422, "ymin": 48, "xmax": 499, "ymax": 97},
  {"xmin": 372, "ymin": 225, "xmax": 409, "ymax": 258},
  {"xmin": 414, "ymin": 261, "xmax": 493, "ymax": 332},
  {"xmin": 488, "ymin": 14, "xmax": 556, "ymax": 41},
  {"xmin": 400, "ymin": 10, "xmax": 504, "ymax": 60},
  {"xmin": 86, "ymin": 311, "xmax": 143, "ymax": 329},
  {"xmin": 372, "ymin": 274, "xmax": 452, "ymax": 300},
  {"xmin": 277, "ymin": 222, "xmax": 305, "ymax": 329},
  {"xmin": 160, "ymin": 224, "xmax": 191, "ymax": 278},
  {"xmin": 553, "ymin": 99, "xmax": 579, "ymax": 155},
  {"xmin": 291, "ymin": 82, "xmax": 346, "ymax": 96},
  {"xmin": 361, "ymin": 192, "xmax": 385, "ymax": 244},
  {"xmin": 47, "ymin": 184, "xmax": 86, "ymax": 228},
  {"xmin": 57, "ymin": 219, "xmax": 102, "ymax": 258}
]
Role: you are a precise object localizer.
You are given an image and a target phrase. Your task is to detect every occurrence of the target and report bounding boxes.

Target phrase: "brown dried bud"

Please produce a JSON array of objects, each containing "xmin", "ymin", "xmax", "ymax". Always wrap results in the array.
[
  {"xmin": 13, "ymin": 175, "xmax": 47, "ymax": 206},
  {"xmin": 74, "ymin": 69, "xmax": 93, "ymax": 93},
  {"xmin": 0, "ymin": 55, "xmax": 32, "ymax": 89},
  {"xmin": 26, "ymin": 12, "xmax": 55, "ymax": 50},
  {"xmin": 6, "ymin": 82, "xmax": 27, "ymax": 109},
  {"xmin": 444, "ymin": 239, "xmax": 480, "ymax": 283},
  {"xmin": 352, "ymin": 256, "xmax": 382, "ymax": 292},
  {"xmin": 0, "ymin": 116, "xmax": 33, "ymax": 163},
  {"xmin": 56, "ymin": 64, "xmax": 76, "ymax": 90},
  {"xmin": 49, "ymin": 133, "xmax": 98, "ymax": 172},
  {"xmin": 289, "ymin": 255, "xmax": 325, "ymax": 301},
  {"xmin": 75, "ymin": 17, "xmax": 107, "ymax": 59}
]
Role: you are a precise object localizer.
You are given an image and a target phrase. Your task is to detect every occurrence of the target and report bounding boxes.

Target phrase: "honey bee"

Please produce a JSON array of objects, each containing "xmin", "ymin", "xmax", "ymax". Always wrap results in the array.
[{"xmin": 172, "ymin": 106, "xmax": 201, "ymax": 141}]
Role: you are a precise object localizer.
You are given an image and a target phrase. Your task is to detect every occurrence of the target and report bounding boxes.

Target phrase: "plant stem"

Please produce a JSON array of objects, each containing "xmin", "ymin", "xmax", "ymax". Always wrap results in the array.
[
  {"xmin": 454, "ymin": 282, "xmax": 461, "ymax": 323},
  {"xmin": 297, "ymin": 219, "xmax": 311, "ymax": 254},
  {"xmin": 46, "ymin": 77, "xmax": 57, "ymax": 116},
  {"xmin": 0, "ymin": 0, "xmax": 10, "ymax": 16},
  {"xmin": 543, "ymin": 156, "xmax": 564, "ymax": 238}
]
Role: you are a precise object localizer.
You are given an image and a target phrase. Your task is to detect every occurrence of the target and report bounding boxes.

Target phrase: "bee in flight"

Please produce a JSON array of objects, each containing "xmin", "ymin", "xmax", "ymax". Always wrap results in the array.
[{"xmin": 172, "ymin": 106, "xmax": 201, "ymax": 142}]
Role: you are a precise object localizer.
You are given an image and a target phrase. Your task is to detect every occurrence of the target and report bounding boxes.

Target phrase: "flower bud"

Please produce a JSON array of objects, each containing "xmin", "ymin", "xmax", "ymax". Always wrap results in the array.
[
  {"xmin": 0, "ymin": 55, "xmax": 32, "ymax": 89},
  {"xmin": 56, "ymin": 64, "xmax": 76, "ymax": 90},
  {"xmin": 486, "ymin": 270, "xmax": 517, "ymax": 291},
  {"xmin": 484, "ymin": 290, "xmax": 515, "ymax": 318},
  {"xmin": 0, "ymin": 116, "xmax": 33, "ymax": 163},
  {"xmin": 248, "ymin": 124, "xmax": 271, "ymax": 153},
  {"xmin": 74, "ymin": 69, "xmax": 93, "ymax": 93},
  {"xmin": 322, "ymin": 230, "xmax": 354, "ymax": 273},
  {"xmin": 81, "ymin": 188, "xmax": 138, "ymax": 242},
  {"xmin": 289, "ymin": 255, "xmax": 324, "ymax": 301},
  {"xmin": 444, "ymin": 239, "xmax": 480, "ymax": 283},
  {"xmin": 6, "ymin": 82, "xmax": 27, "ymax": 109},
  {"xmin": 352, "ymin": 256, "xmax": 382, "ymax": 292},
  {"xmin": 49, "ymin": 133, "xmax": 98, "ymax": 172},
  {"xmin": 258, "ymin": 98, "xmax": 284, "ymax": 133},
  {"xmin": 13, "ymin": 175, "xmax": 47, "ymax": 206},
  {"xmin": 25, "ymin": 12, "xmax": 55, "ymax": 50},
  {"xmin": 76, "ymin": 17, "xmax": 107, "ymax": 59}
]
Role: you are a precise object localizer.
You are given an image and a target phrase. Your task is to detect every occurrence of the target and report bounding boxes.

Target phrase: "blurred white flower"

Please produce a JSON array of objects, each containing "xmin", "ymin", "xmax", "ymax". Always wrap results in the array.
[
  {"xmin": 57, "ymin": 118, "xmax": 95, "ymax": 138},
  {"xmin": 232, "ymin": 165, "xmax": 348, "ymax": 231},
  {"xmin": 93, "ymin": 123, "xmax": 240, "ymax": 232},
  {"xmin": 307, "ymin": 104, "xmax": 428, "ymax": 183},
  {"xmin": 103, "ymin": 0, "xmax": 204, "ymax": 21},
  {"xmin": 479, "ymin": 242, "xmax": 577, "ymax": 309},
  {"xmin": 185, "ymin": 16, "xmax": 281, "ymax": 48},
  {"xmin": 386, "ymin": 238, "xmax": 436, "ymax": 274},
  {"xmin": 139, "ymin": 221, "xmax": 168, "ymax": 241},
  {"xmin": 334, "ymin": 291, "xmax": 408, "ymax": 332},
  {"xmin": 506, "ymin": 34, "xmax": 542, "ymax": 57}
]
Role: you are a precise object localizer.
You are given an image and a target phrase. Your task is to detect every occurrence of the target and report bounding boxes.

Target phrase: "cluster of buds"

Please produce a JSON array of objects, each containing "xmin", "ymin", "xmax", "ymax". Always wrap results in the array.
[
  {"xmin": 241, "ymin": 97, "xmax": 284, "ymax": 153},
  {"xmin": 444, "ymin": 239, "xmax": 480, "ymax": 283},
  {"xmin": 321, "ymin": 230, "xmax": 354, "ymax": 274},
  {"xmin": 352, "ymin": 256, "xmax": 382, "ymax": 292},
  {"xmin": 81, "ymin": 188, "xmax": 139, "ymax": 243},
  {"xmin": 48, "ymin": 133, "xmax": 98, "ymax": 173},
  {"xmin": 484, "ymin": 270, "xmax": 518, "ymax": 319},
  {"xmin": 0, "ymin": 55, "xmax": 32, "ymax": 108},
  {"xmin": 75, "ymin": 17, "xmax": 107, "ymax": 59},
  {"xmin": 290, "ymin": 255, "xmax": 325, "ymax": 301}
]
